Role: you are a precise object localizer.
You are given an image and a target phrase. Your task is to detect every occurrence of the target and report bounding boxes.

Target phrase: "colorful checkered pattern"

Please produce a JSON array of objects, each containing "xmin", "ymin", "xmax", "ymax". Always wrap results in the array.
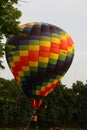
[{"xmin": 6, "ymin": 22, "xmax": 75, "ymax": 99}]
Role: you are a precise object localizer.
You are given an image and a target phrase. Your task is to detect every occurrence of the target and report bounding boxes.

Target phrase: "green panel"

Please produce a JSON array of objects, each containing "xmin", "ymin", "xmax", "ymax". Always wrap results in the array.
[
  {"xmin": 8, "ymin": 57, "xmax": 14, "ymax": 62},
  {"xmin": 43, "ymin": 82, "xmax": 48, "ymax": 86},
  {"xmin": 59, "ymin": 54, "xmax": 66, "ymax": 61},
  {"xmin": 67, "ymin": 52, "xmax": 72, "ymax": 57},
  {"xmin": 39, "ymin": 62, "xmax": 47, "ymax": 68},
  {"xmin": 32, "ymin": 90, "xmax": 36, "ymax": 94},
  {"xmin": 14, "ymin": 51, "xmax": 19, "ymax": 56},
  {"xmin": 19, "ymin": 45, "xmax": 28, "ymax": 50},
  {"xmin": 36, "ymin": 85, "xmax": 41, "ymax": 90},
  {"xmin": 20, "ymin": 76, "xmax": 25, "ymax": 81},
  {"xmin": 29, "ymin": 40, "xmax": 39, "ymax": 45},
  {"xmin": 40, "ymin": 36, "xmax": 50, "ymax": 41},
  {"xmin": 51, "ymin": 33, "xmax": 59, "ymax": 38},
  {"xmin": 30, "ymin": 67, "xmax": 38, "ymax": 72},
  {"xmin": 49, "ymin": 78, "xmax": 54, "ymax": 83},
  {"xmin": 24, "ymin": 71, "xmax": 30, "ymax": 76},
  {"xmin": 56, "ymin": 75, "xmax": 61, "ymax": 79},
  {"xmin": 49, "ymin": 58, "xmax": 57, "ymax": 64},
  {"xmin": 59, "ymin": 31, "xmax": 66, "ymax": 35}
]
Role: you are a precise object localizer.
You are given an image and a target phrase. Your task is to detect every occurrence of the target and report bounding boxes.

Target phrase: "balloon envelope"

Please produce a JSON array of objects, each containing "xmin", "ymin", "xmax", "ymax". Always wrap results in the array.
[{"xmin": 6, "ymin": 22, "xmax": 75, "ymax": 109}]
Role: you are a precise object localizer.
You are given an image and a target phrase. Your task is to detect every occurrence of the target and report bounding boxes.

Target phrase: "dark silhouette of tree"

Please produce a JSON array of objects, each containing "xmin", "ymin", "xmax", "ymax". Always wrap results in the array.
[
  {"xmin": 0, "ymin": 78, "xmax": 87, "ymax": 129},
  {"xmin": 0, "ymin": 0, "xmax": 21, "ymax": 68}
]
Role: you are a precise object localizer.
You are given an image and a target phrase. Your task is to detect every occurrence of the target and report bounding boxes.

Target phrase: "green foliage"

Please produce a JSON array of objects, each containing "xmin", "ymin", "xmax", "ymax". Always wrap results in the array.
[
  {"xmin": 0, "ymin": 78, "xmax": 33, "ymax": 127},
  {"xmin": 72, "ymin": 81, "xmax": 87, "ymax": 128},
  {"xmin": 0, "ymin": 0, "xmax": 21, "ymax": 68},
  {"xmin": 0, "ymin": 79, "xmax": 87, "ymax": 129}
]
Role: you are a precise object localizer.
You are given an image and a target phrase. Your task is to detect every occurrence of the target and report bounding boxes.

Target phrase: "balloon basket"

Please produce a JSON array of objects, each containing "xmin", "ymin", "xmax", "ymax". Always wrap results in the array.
[{"xmin": 26, "ymin": 110, "xmax": 39, "ymax": 130}]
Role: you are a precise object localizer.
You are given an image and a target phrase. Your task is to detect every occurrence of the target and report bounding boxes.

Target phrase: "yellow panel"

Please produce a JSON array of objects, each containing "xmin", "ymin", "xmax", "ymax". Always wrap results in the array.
[
  {"xmin": 47, "ymin": 83, "xmax": 51, "ymax": 88},
  {"xmin": 16, "ymin": 76, "xmax": 21, "ymax": 82},
  {"xmin": 60, "ymin": 76, "xmax": 63, "ymax": 80},
  {"xmin": 19, "ymin": 51, "xmax": 28, "ymax": 56},
  {"xmin": 13, "ymin": 56, "xmax": 20, "ymax": 62},
  {"xmin": 53, "ymin": 79, "xmax": 58, "ymax": 85},
  {"xmin": 57, "ymin": 75, "xmax": 63, "ymax": 81},
  {"xmin": 36, "ymin": 90, "xmax": 40, "ymax": 95},
  {"xmin": 60, "ymin": 50, "xmax": 67, "ymax": 56},
  {"xmin": 60, "ymin": 35, "xmax": 67, "ymax": 40},
  {"xmin": 41, "ymin": 86, "xmax": 46, "ymax": 91},
  {"xmin": 65, "ymin": 33, "xmax": 69, "ymax": 38},
  {"xmin": 72, "ymin": 44, "xmax": 74, "ymax": 49},
  {"xmin": 50, "ymin": 53, "xmax": 59, "ymax": 59},
  {"xmin": 18, "ymin": 71, "xmax": 24, "ymax": 76},
  {"xmin": 40, "ymin": 41, "xmax": 50, "ymax": 47},
  {"xmin": 29, "ymin": 45, "xmax": 39, "ymax": 51},
  {"xmin": 39, "ymin": 57, "xmax": 49, "ymax": 63},
  {"xmin": 22, "ymin": 66, "xmax": 30, "ymax": 71},
  {"xmin": 45, "ymin": 92, "xmax": 49, "ymax": 96},
  {"xmin": 30, "ymin": 61, "xmax": 38, "ymax": 66},
  {"xmin": 19, "ymin": 25, "xmax": 26, "ymax": 29},
  {"xmin": 9, "ymin": 62, "xmax": 15, "ymax": 67},
  {"xmin": 67, "ymin": 47, "xmax": 73, "ymax": 53},
  {"xmin": 51, "ymin": 38, "xmax": 60, "ymax": 44}
]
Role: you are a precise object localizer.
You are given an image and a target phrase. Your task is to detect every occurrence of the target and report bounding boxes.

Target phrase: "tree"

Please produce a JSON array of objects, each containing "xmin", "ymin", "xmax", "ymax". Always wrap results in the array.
[
  {"xmin": 40, "ymin": 83, "xmax": 68, "ymax": 128},
  {"xmin": 72, "ymin": 81, "xmax": 87, "ymax": 128},
  {"xmin": 0, "ymin": 78, "xmax": 33, "ymax": 127},
  {"xmin": 0, "ymin": 0, "xmax": 21, "ymax": 68},
  {"xmin": 0, "ymin": 79, "xmax": 87, "ymax": 128}
]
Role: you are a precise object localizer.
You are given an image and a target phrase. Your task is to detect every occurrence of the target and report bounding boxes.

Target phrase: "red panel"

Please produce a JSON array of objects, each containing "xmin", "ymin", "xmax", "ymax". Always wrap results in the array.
[
  {"xmin": 51, "ymin": 42, "xmax": 60, "ymax": 53},
  {"xmin": 39, "ymin": 51, "xmax": 50, "ymax": 57},
  {"xmin": 40, "ymin": 46, "xmax": 50, "ymax": 52},
  {"xmin": 12, "ymin": 56, "xmax": 29, "ymax": 79},
  {"xmin": 13, "ymin": 69, "xmax": 19, "ymax": 78},
  {"xmin": 39, "ymin": 90, "xmax": 46, "ymax": 96},
  {"xmin": 20, "ymin": 56, "xmax": 29, "ymax": 66},
  {"xmin": 40, "ymin": 81, "xmax": 60, "ymax": 96},
  {"xmin": 29, "ymin": 51, "xmax": 39, "ymax": 61},
  {"xmin": 31, "ymin": 99, "xmax": 42, "ymax": 110}
]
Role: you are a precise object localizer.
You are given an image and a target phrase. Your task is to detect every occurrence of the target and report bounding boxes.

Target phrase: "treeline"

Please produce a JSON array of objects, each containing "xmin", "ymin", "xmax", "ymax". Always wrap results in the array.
[{"xmin": 0, "ymin": 78, "xmax": 87, "ymax": 129}]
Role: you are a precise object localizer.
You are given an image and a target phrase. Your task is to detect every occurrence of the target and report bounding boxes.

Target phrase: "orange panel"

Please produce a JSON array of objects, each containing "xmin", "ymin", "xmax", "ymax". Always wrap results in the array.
[
  {"xmin": 51, "ymin": 47, "xmax": 60, "ymax": 54},
  {"xmin": 60, "ymin": 40, "xmax": 68, "ymax": 50},
  {"xmin": 67, "ymin": 37, "xmax": 73, "ymax": 46},
  {"xmin": 51, "ymin": 42, "xmax": 60, "ymax": 48}
]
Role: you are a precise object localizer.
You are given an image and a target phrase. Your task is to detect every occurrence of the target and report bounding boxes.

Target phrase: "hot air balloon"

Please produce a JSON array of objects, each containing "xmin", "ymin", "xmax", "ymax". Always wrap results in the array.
[{"xmin": 5, "ymin": 22, "xmax": 75, "ymax": 110}]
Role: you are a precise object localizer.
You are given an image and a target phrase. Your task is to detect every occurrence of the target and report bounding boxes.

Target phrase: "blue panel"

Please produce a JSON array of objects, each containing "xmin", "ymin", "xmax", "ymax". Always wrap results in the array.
[
  {"xmin": 57, "ymin": 60, "xmax": 64, "ymax": 66},
  {"xmin": 48, "ymin": 63, "xmax": 56, "ymax": 69},
  {"xmin": 23, "ymin": 27, "xmax": 31, "ymax": 32},
  {"xmin": 38, "ymin": 67, "xmax": 46, "ymax": 72},
  {"xmin": 41, "ymin": 31, "xmax": 50, "ymax": 36},
  {"xmin": 29, "ymin": 35, "xmax": 40, "ymax": 40}
]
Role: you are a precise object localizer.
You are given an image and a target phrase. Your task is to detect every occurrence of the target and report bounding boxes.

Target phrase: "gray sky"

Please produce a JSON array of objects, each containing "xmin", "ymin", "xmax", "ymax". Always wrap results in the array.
[{"xmin": 0, "ymin": 0, "xmax": 87, "ymax": 87}]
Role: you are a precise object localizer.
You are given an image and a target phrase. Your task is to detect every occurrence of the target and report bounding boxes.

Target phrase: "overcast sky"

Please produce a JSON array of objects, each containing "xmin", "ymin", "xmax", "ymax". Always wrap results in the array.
[{"xmin": 0, "ymin": 0, "xmax": 87, "ymax": 87}]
